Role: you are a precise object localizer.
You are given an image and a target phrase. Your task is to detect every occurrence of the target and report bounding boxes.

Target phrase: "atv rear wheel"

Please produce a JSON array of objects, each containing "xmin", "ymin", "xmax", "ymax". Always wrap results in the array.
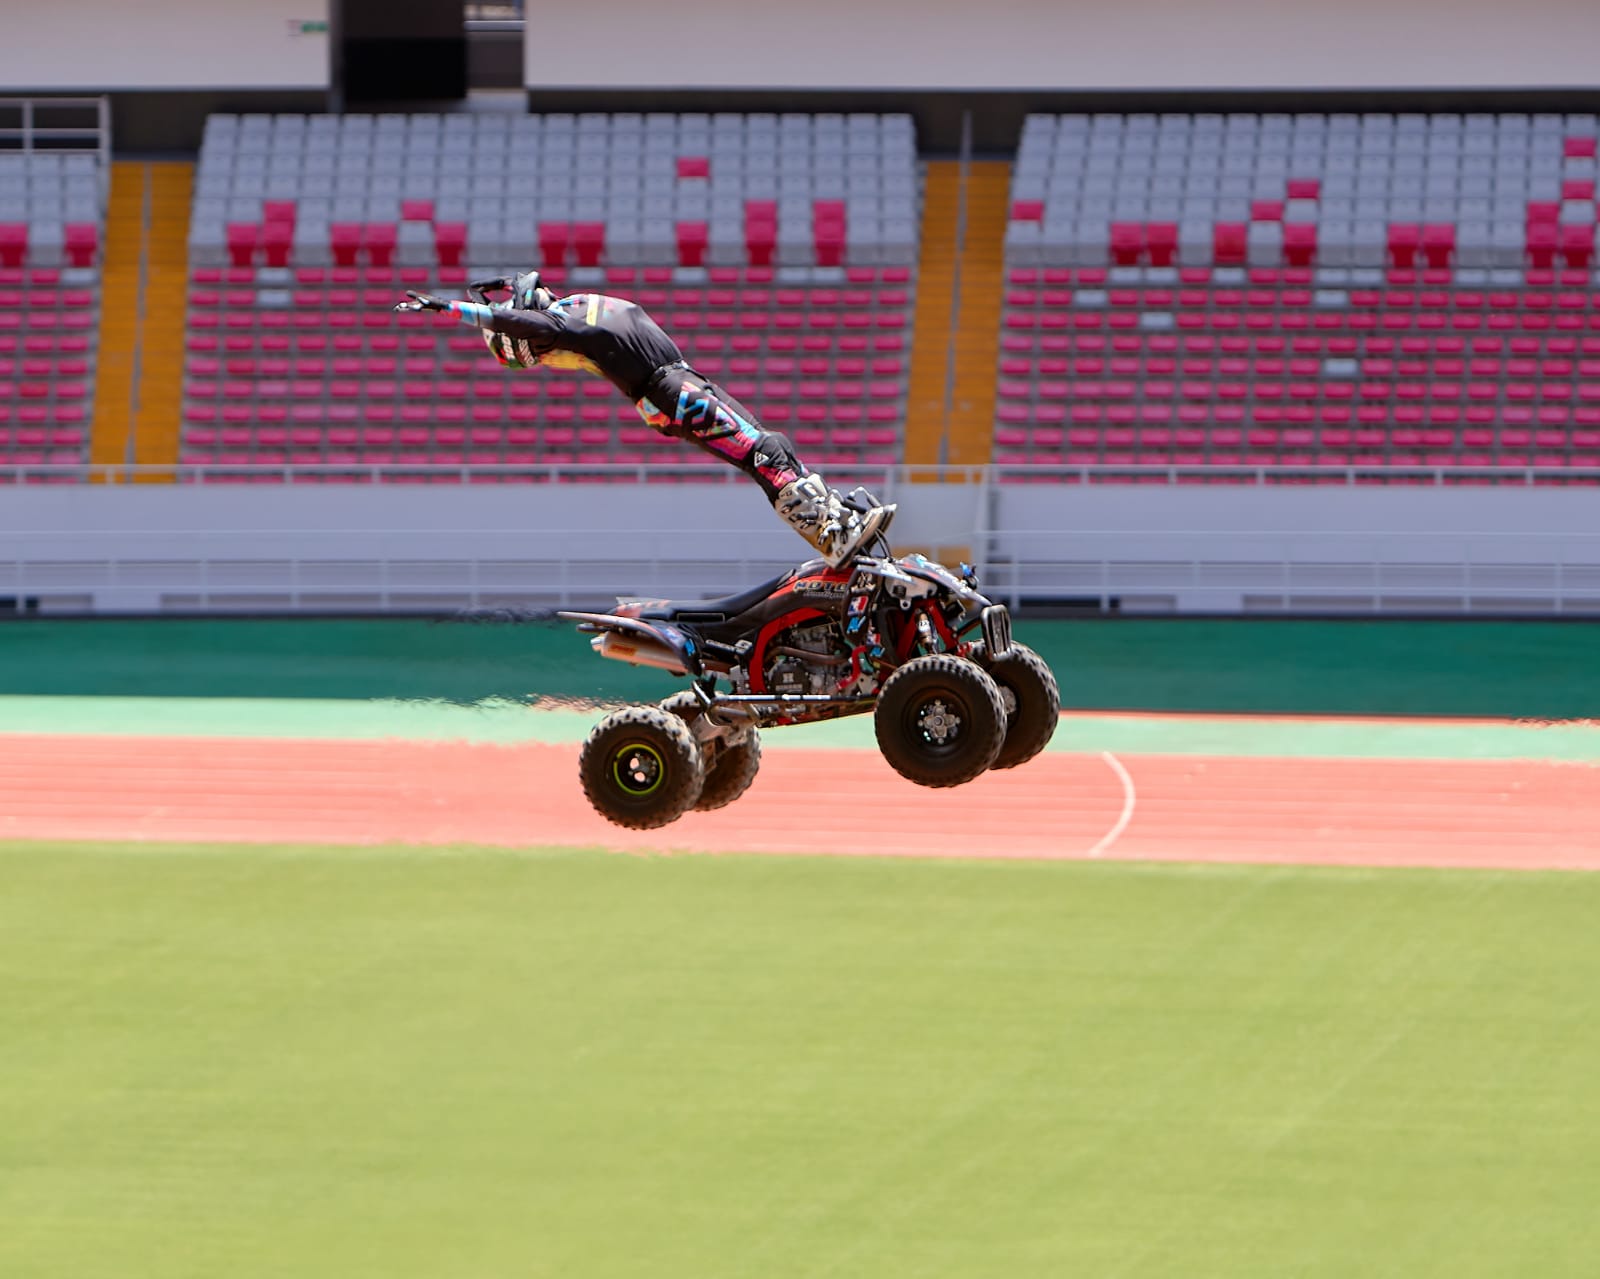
[
  {"xmin": 660, "ymin": 691, "xmax": 763, "ymax": 811},
  {"xmin": 580, "ymin": 705, "xmax": 705, "ymax": 829},
  {"xmin": 970, "ymin": 641, "xmax": 1060, "ymax": 770},
  {"xmin": 874, "ymin": 654, "xmax": 1007, "ymax": 788}
]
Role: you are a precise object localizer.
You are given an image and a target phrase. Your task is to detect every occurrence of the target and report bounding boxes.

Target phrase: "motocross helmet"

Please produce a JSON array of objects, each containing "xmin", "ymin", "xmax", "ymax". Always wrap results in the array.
[{"xmin": 482, "ymin": 269, "xmax": 556, "ymax": 368}]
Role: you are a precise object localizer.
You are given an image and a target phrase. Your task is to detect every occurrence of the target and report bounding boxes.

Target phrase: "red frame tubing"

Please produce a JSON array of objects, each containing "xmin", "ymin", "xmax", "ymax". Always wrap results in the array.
[
  {"xmin": 893, "ymin": 601, "xmax": 957, "ymax": 663},
  {"xmin": 748, "ymin": 607, "xmax": 827, "ymax": 694}
]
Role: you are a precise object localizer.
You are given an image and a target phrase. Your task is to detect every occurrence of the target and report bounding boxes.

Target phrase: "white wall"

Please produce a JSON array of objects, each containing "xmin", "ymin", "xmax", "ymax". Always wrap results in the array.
[
  {"xmin": 3, "ymin": 483, "xmax": 1599, "ymax": 615},
  {"xmin": 986, "ymin": 487, "xmax": 1600, "ymax": 613},
  {"xmin": 530, "ymin": 0, "xmax": 1600, "ymax": 91},
  {"xmin": 1, "ymin": 0, "xmax": 330, "ymax": 90}
]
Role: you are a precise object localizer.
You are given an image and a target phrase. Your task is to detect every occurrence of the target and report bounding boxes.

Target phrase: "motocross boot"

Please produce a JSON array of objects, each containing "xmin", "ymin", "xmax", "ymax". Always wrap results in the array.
[{"xmin": 774, "ymin": 475, "xmax": 896, "ymax": 567}]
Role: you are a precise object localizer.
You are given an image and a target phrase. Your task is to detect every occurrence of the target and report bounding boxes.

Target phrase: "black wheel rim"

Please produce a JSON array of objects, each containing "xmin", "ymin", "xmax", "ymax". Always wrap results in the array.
[
  {"xmin": 902, "ymin": 684, "xmax": 969, "ymax": 759},
  {"xmin": 610, "ymin": 740, "xmax": 666, "ymax": 797}
]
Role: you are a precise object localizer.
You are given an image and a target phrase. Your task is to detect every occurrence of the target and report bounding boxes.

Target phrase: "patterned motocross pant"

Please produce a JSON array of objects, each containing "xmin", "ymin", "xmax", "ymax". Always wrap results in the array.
[{"xmin": 635, "ymin": 364, "xmax": 806, "ymax": 502}]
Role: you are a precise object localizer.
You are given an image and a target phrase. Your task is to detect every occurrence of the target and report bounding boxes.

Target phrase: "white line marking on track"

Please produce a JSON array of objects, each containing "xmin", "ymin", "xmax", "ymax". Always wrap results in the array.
[{"xmin": 1088, "ymin": 750, "xmax": 1136, "ymax": 858}]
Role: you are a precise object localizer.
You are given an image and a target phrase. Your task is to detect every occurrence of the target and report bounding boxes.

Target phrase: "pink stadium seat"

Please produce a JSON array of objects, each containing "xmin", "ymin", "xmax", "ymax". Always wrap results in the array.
[
  {"xmin": 1110, "ymin": 223, "xmax": 1143, "ymax": 266},
  {"xmin": 813, "ymin": 200, "xmax": 846, "ymax": 267},
  {"xmin": 538, "ymin": 221, "xmax": 571, "ymax": 267},
  {"xmin": 64, "ymin": 224, "xmax": 99, "ymax": 268},
  {"xmin": 1560, "ymin": 225, "xmax": 1595, "ymax": 269},
  {"xmin": 676, "ymin": 221, "xmax": 709, "ymax": 267},
  {"xmin": 1527, "ymin": 222, "xmax": 1559, "ymax": 269},
  {"xmin": 434, "ymin": 223, "xmax": 466, "ymax": 267},
  {"xmin": 261, "ymin": 221, "xmax": 294, "ymax": 268},
  {"xmin": 330, "ymin": 223, "xmax": 362, "ymax": 267},
  {"xmin": 573, "ymin": 221, "xmax": 605, "ymax": 267},
  {"xmin": 363, "ymin": 223, "xmax": 397, "ymax": 269},
  {"xmin": 226, "ymin": 223, "xmax": 259, "ymax": 268},
  {"xmin": 1146, "ymin": 223, "xmax": 1177, "ymax": 267},
  {"xmin": 0, "ymin": 225, "xmax": 26, "ymax": 268},
  {"xmin": 1213, "ymin": 223, "xmax": 1247, "ymax": 265},
  {"xmin": 1283, "ymin": 224, "xmax": 1317, "ymax": 266}
]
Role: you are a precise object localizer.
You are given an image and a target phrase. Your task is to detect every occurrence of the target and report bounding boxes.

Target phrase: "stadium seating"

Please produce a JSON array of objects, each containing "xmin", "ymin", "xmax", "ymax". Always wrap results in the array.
[
  {"xmin": 180, "ymin": 112, "xmax": 919, "ymax": 479},
  {"xmin": 0, "ymin": 153, "xmax": 104, "ymax": 472},
  {"xmin": 999, "ymin": 112, "xmax": 1600, "ymax": 479}
]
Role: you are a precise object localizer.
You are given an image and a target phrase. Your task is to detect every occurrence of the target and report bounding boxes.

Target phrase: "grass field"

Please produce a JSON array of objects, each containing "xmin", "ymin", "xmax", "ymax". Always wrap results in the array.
[{"xmin": 4, "ymin": 843, "xmax": 1598, "ymax": 1277}]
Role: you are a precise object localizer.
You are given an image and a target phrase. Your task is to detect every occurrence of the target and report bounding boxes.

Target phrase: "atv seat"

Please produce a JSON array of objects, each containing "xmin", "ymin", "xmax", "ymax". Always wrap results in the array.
[{"xmin": 631, "ymin": 570, "xmax": 792, "ymax": 625}]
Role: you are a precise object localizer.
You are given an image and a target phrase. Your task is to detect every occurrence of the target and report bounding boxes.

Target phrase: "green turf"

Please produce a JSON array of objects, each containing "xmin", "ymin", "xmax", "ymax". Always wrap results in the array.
[{"xmin": 2, "ymin": 843, "xmax": 1597, "ymax": 1278}]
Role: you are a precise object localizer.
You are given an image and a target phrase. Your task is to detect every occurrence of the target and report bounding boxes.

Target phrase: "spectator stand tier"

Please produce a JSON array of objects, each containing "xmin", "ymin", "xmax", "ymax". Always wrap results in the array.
[
  {"xmin": 999, "ymin": 112, "xmax": 1600, "ymax": 483},
  {"xmin": 0, "ymin": 150, "xmax": 106, "ymax": 476},
  {"xmin": 182, "ymin": 111, "xmax": 921, "ymax": 481}
]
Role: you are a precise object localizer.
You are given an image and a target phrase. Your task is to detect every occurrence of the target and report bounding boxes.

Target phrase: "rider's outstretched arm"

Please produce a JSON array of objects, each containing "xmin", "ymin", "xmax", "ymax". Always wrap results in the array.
[{"xmin": 444, "ymin": 299, "xmax": 563, "ymax": 339}]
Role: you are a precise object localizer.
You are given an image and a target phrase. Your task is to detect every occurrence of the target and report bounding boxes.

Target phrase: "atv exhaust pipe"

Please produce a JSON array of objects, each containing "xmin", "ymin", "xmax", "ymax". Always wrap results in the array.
[{"xmin": 591, "ymin": 632, "xmax": 688, "ymax": 676}]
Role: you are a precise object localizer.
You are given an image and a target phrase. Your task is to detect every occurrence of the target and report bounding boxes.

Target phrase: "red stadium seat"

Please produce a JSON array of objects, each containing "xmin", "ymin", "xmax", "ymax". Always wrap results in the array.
[
  {"xmin": 434, "ymin": 223, "xmax": 467, "ymax": 267},
  {"xmin": 226, "ymin": 223, "xmax": 259, "ymax": 268},
  {"xmin": 329, "ymin": 223, "xmax": 362, "ymax": 268},
  {"xmin": 676, "ymin": 221, "xmax": 709, "ymax": 267},
  {"xmin": 0, "ymin": 225, "xmax": 26, "ymax": 268},
  {"xmin": 64, "ymin": 224, "xmax": 99, "ymax": 268},
  {"xmin": 363, "ymin": 223, "xmax": 397, "ymax": 269},
  {"xmin": 573, "ymin": 221, "xmax": 606, "ymax": 267},
  {"xmin": 538, "ymin": 221, "xmax": 571, "ymax": 267}
]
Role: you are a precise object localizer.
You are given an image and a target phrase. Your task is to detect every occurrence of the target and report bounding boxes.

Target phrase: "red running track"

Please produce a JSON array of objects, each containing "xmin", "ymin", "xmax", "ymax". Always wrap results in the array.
[{"xmin": 1, "ymin": 735, "xmax": 1596, "ymax": 870}]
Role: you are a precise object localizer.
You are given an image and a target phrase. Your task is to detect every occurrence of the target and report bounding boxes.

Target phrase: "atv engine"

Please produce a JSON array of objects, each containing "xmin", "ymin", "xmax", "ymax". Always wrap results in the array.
[{"xmin": 762, "ymin": 620, "xmax": 850, "ymax": 695}]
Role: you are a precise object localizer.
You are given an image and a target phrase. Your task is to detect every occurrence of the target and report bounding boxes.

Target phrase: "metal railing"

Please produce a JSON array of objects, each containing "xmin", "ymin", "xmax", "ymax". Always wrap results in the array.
[
  {"xmin": 0, "ymin": 461, "xmax": 1596, "ymax": 487},
  {"xmin": 4, "ymin": 520, "xmax": 1599, "ymax": 616},
  {"xmin": 0, "ymin": 461, "xmax": 983, "ymax": 489},
  {"xmin": 0, "ymin": 97, "xmax": 110, "ymax": 167},
  {"xmin": 0, "ymin": 522, "xmax": 808, "ymax": 614},
  {"xmin": 976, "ymin": 527, "xmax": 1600, "ymax": 615}
]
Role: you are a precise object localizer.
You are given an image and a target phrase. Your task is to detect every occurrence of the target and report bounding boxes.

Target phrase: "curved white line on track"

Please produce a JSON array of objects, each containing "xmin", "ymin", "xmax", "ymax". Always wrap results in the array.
[{"xmin": 1088, "ymin": 750, "xmax": 1136, "ymax": 858}]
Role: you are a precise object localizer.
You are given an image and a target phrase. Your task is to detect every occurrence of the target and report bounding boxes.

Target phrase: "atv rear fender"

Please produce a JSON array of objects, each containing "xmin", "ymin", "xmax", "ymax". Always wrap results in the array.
[{"xmin": 557, "ymin": 611, "xmax": 706, "ymax": 678}]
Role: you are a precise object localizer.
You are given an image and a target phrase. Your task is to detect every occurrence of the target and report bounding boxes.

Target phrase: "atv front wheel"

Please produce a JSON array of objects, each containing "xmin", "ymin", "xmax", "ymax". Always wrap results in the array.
[
  {"xmin": 580, "ymin": 705, "xmax": 705, "ymax": 829},
  {"xmin": 874, "ymin": 654, "xmax": 1007, "ymax": 788},
  {"xmin": 970, "ymin": 641, "xmax": 1060, "ymax": 770},
  {"xmin": 661, "ymin": 691, "xmax": 763, "ymax": 811}
]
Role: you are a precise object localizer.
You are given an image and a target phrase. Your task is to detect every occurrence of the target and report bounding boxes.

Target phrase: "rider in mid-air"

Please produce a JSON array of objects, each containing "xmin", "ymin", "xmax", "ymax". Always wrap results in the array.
[{"xmin": 398, "ymin": 272, "xmax": 894, "ymax": 566}]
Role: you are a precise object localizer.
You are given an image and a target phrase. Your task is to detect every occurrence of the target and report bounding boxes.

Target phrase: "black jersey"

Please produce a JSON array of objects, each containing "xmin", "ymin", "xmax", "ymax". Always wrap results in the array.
[{"xmin": 450, "ymin": 293, "xmax": 685, "ymax": 402}]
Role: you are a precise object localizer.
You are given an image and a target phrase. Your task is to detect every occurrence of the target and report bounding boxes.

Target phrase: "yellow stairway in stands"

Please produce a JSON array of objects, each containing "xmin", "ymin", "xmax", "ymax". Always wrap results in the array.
[
  {"xmin": 942, "ymin": 160, "xmax": 1010, "ymax": 466},
  {"xmin": 132, "ymin": 162, "xmax": 192, "ymax": 478},
  {"xmin": 902, "ymin": 161, "xmax": 961, "ymax": 467},
  {"xmin": 903, "ymin": 160, "xmax": 1011, "ymax": 467},
  {"xmin": 87, "ymin": 161, "xmax": 191, "ymax": 479},
  {"xmin": 87, "ymin": 163, "xmax": 144, "ymax": 471}
]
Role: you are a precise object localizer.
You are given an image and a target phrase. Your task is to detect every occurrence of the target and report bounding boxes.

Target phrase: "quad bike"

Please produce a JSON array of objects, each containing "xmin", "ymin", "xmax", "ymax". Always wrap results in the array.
[{"xmin": 559, "ymin": 491, "xmax": 1060, "ymax": 829}]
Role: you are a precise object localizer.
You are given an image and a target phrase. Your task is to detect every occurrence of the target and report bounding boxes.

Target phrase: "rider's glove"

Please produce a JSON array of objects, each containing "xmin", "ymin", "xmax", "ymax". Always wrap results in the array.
[
  {"xmin": 468, "ymin": 276, "xmax": 512, "ymax": 295},
  {"xmin": 394, "ymin": 290, "xmax": 451, "ymax": 313}
]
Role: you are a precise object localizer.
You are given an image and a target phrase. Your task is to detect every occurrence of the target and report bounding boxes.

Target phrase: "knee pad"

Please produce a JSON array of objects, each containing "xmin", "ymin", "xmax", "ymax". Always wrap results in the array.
[{"xmin": 753, "ymin": 430, "xmax": 803, "ymax": 474}]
